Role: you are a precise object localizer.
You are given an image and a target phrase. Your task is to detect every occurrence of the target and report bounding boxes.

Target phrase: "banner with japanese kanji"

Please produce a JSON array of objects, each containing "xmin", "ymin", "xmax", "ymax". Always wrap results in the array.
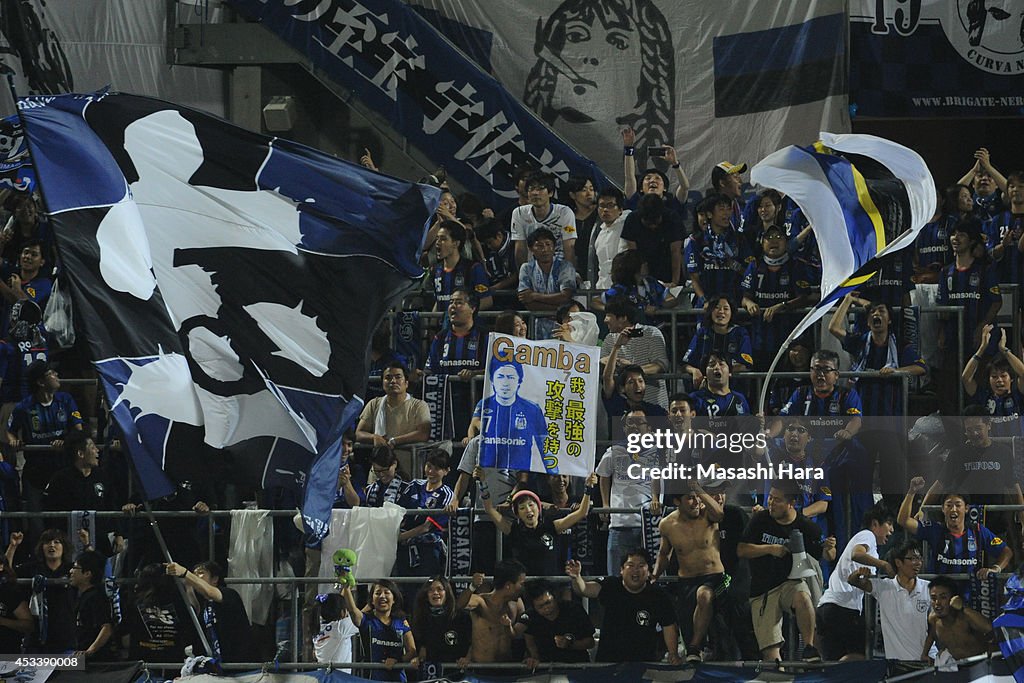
[{"xmin": 478, "ymin": 333, "xmax": 598, "ymax": 478}]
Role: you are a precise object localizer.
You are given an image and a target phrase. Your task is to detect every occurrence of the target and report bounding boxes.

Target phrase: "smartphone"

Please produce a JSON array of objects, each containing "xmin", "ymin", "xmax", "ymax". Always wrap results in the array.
[
  {"xmin": 625, "ymin": 327, "xmax": 644, "ymax": 338},
  {"xmin": 647, "ymin": 146, "xmax": 667, "ymax": 158}
]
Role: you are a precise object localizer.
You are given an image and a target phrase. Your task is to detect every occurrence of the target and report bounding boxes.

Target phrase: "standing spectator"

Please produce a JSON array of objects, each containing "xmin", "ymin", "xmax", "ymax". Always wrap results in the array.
[
  {"xmin": 621, "ymin": 127, "xmax": 690, "ymax": 213},
  {"xmin": 985, "ymin": 170, "xmax": 1024, "ymax": 296},
  {"xmin": 566, "ymin": 550, "xmax": 682, "ymax": 665},
  {"xmin": 15, "ymin": 529, "xmax": 76, "ymax": 654},
  {"xmin": 741, "ymin": 225, "xmax": 810, "ymax": 370},
  {"xmin": 431, "ymin": 221, "xmax": 491, "ymax": 312},
  {"xmin": 0, "ymin": 552, "xmax": 32, "ymax": 654},
  {"xmin": 517, "ymin": 228, "xmax": 577, "ymax": 338},
  {"xmin": 474, "ymin": 219, "xmax": 517, "ymax": 308},
  {"xmin": 958, "ymin": 147, "xmax": 1007, "ymax": 221},
  {"xmin": 44, "ymin": 431, "xmax": 125, "ymax": 558},
  {"xmin": 685, "ymin": 194, "xmax": 753, "ymax": 309},
  {"xmin": 564, "ymin": 176, "xmax": 597, "ymax": 278},
  {"xmin": 518, "ymin": 579, "xmax": 595, "ymax": 667},
  {"xmin": 7, "ymin": 360, "xmax": 83, "ymax": 541},
  {"xmin": 710, "ymin": 162, "xmax": 748, "ymax": 233},
  {"xmin": 681, "ymin": 295, "xmax": 754, "ymax": 380},
  {"xmin": 962, "ymin": 324, "xmax": 1024, "ymax": 437},
  {"xmin": 394, "ymin": 451, "xmax": 454, "ymax": 581},
  {"xmin": 411, "ymin": 577, "xmax": 471, "ymax": 669},
  {"xmin": 345, "ymin": 579, "xmax": 418, "ymax": 681},
  {"xmin": 847, "ymin": 540, "xmax": 931, "ymax": 662},
  {"xmin": 511, "ymin": 172, "xmax": 577, "ymax": 268},
  {"xmin": 124, "ymin": 563, "xmax": 188, "ymax": 667},
  {"xmin": 590, "ymin": 188, "xmax": 630, "ymax": 289},
  {"xmin": 597, "ymin": 249, "xmax": 676, "ymax": 318},
  {"xmin": 496, "ymin": 165, "xmax": 536, "ymax": 237},
  {"xmin": 857, "ymin": 248, "xmax": 915, "ymax": 310},
  {"xmin": 815, "ymin": 503, "xmax": 894, "ymax": 662},
  {"xmin": 311, "ymin": 588, "xmax": 360, "ymax": 671},
  {"xmin": 456, "ymin": 560, "xmax": 526, "ymax": 664},
  {"xmin": 600, "ymin": 296, "xmax": 669, "ymax": 408},
  {"xmin": 913, "ymin": 190, "xmax": 952, "ymax": 285},
  {"xmin": 621, "ymin": 193, "xmax": 686, "ymax": 285},
  {"xmin": 364, "ymin": 448, "xmax": 409, "ymax": 508},
  {"xmin": 356, "ymin": 361, "xmax": 431, "ymax": 478},
  {"xmin": 425, "ymin": 288, "xmax": 486, "ymax": 433},
  {"xmin": 0, "ymin": 240, "xmax": 52, "ymax": 335},
  {"xmin": 597, "ymin": 412, "xmax": 661, "ymax": 572},
  {"xmin": 754, "ymin": 418, "xmax": 831, "ymax": 536},
  {"xmin": 938, "ymin": 217, "xmax": 1000, "ymax": 353},
  {"xmin": 747, "ymin": 189, "xmax": 784, "ymax": 247},
  {"xmin": 121, "ymin": 478, "xmax": 212, "ymax": 578},
  {"xmin": 164, "ymin": 560, "xmax": 253, "ymax": 664},
  {"xmin": 689, "ymin": 353, "xmax": 753, "ymax": 471},
  {"xmin": 922, "ymin": 576, "xmax": 994, "ymax": 662},
  {"xmin": 69, "ymin": 550, "xmax": 115, "ymax": 661},
  {"xmin": 332, "ymin": 431, "xmax": 364, "ymax": 509},
  {"xmin": 738, "ymin": 481, "xmax": 836, "ymax": 662}
]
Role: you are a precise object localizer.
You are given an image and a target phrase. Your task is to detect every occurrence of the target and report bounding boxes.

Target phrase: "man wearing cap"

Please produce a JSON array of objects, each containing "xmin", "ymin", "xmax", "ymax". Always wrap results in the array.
[
  {"xmin": 653, "ymin": 479, "xmax": 730, "ymax": 662},
  {"xmin": 6, "ymin": 360, "xmax": 83, "ymax": 538},
  {"xmin": 741, "ymin": 226, "xmax": 810, "ymax": 371},
  {"xmin": 711, "ymin": 162, "xmax": 748, "ymax": 232}
]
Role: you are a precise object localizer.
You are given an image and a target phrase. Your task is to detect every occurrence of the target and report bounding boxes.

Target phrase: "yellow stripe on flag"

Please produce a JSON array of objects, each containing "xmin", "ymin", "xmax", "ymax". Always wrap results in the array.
[{"xmin": 851, "ymin": 162, "xmax": 886, "ymax": 254}]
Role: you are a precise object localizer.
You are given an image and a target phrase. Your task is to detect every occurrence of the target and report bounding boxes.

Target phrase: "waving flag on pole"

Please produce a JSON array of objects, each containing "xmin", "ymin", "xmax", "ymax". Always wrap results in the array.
[
  {"xmin": 751, "ymin": 132, "xmax": 935, "ymax": 411},
  {"xmin": 17, "ymin": 91, "xmax": 439, "ymax": 542}
]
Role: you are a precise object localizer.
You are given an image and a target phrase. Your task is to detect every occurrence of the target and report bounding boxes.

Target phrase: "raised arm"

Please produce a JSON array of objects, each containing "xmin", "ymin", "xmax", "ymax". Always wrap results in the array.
[
  {"xmin": 565, "ymin": 559, "xmax": 601, "ymax": 598},
  {"xmin": 622, "ymin": 128, "xmax": 637, "ymax": 198},
  {"xmin": 476, "ymin": 466, "xmax": 512, "ymax": 535},
  {"xmin": 847, "ymin": 567, "xmax": 874, "ymax": 593},
  {"xmin": 897, "ymin": 477, "xmax": 926, "ymax": 535},
  {"xmin": 553, "ymin": 472, "xmax": 597, "ymax": 532},
  {"xmin": 602, "ymin": 334, "xmax": 626, "ymax": 399},
  {"xmin": 828, "ymin": 293, "xmax": 854, "ymax": 341}
]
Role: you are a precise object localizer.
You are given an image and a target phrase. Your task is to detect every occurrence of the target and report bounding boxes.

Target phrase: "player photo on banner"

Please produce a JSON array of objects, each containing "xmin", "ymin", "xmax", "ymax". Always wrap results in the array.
[{"xmin": 479, "ymin": 333, "xmax": 598, "ymax": 476}]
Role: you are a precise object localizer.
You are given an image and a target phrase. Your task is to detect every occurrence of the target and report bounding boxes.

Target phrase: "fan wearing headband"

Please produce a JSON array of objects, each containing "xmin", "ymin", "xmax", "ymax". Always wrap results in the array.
[{"xmin": 475, "ymin": 467, "xmax": 597, "ymax": 578}]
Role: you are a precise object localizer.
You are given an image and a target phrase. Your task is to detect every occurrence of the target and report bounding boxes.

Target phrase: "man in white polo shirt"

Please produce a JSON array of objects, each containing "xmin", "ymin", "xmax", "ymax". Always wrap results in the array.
[
  {"xmin": 848, "ymin": 540, "xmax": 930, "ymax": 662},
  {"xmin": 815, "ymin": 503, "xmax": 894, "ymax": 661}
]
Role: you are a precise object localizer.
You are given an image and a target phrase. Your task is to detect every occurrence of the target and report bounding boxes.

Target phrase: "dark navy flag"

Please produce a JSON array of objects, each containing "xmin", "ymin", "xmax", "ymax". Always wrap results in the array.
[
  {"xmin": 0, "ymin": 115, "xmax": 35, "ymax": 193},
  {"xmin": 17, "ymin": 91, "xmax": 439, "ymax": 542}
]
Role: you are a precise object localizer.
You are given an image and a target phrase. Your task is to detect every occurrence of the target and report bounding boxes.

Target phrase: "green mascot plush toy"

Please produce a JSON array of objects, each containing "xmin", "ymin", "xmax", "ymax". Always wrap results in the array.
[{"xmin": 332, "ymin": 548, "xmax": 358, "ymax": 588}]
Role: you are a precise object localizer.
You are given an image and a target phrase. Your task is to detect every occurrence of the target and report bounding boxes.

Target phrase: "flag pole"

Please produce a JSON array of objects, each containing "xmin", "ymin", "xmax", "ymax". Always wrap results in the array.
[{"xmin": 6, "ymin": 80, "xmax": 215, "ymax": 658}]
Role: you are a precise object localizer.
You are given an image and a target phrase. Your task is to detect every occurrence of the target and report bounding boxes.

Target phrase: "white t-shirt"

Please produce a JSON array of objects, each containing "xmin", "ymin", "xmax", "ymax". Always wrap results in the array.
[
  {"xmin": 819, "ymin": 528, "xmax": 878, "ymax": 612},
  {"xmin": 593, "ymin": 211, "xmax": 630, "ymax": 289},
  {"xmin": 313, "ymin": 616, "xmax": 360, "ymax": 671},
  {"xmin": 596, "ymin": 443, "xmax": 659, "ymax": 528},
  {"xmin": 511, "ymin": 203, "xmax": 577, "ymax": 258},
  {"xmin": 872, "ymin": 577, "xmax": 931, "ymax": 661}
]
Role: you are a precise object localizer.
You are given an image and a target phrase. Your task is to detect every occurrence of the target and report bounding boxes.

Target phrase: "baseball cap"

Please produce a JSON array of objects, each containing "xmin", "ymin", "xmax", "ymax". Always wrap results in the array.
[
  {"xmin": 711, "ymin": 161, "xmax": 748, "ymax": 188},
  {"xmin": 762, "ymin": 225, "xmax": 786, "ymax": 240}
]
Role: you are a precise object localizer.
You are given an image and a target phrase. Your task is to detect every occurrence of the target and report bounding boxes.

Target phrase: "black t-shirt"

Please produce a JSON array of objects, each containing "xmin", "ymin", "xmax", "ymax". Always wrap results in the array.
[
  {"xmin": 414, "ymin": 610, "xmax": 471, "ymax": 662},
  {"xmin": 44, "ymin": 467, "xmax": 122, "ymax": 556},
  {"xmin": 942, "ymin": 441, "xmax": 1015, "ymax": 504},
  {"xmin": 741, "ymin": 511, "xmax": 823, "ymax": 597},
  {"xmin": 0, "ymin": 583, "xmax": 26, "ymax": 653},
  {"xmin": 200, "ymin": 586, "xmax": 252, "ymax": 663},
  {"xmin": 719, "ymin": 504, "xmax": 751, "ymax": 597},
  {"xmin": 125, "ymin": 593, "xmax": 188, "ymax": 662},
  {"xmin": 509, "ymin": 518, "xmax": 561, "ymax": 577},
  {"xmin": 519, "ymin": 600, "xmax": 594, "ymax": 663},
  {"xmin": 18, "ymin": 560, "xmax": 75, "ymax": 653},
  {"xmin": 595, "ymin": 576, "xmax": 676, "ymax": 662},
  {"xmin": 621, "ymin": 209, "xmax": 685, "ymax": 283},
  {"xmin": 75, "ymin": 586, "xmax": 115, "ymax": 661}
]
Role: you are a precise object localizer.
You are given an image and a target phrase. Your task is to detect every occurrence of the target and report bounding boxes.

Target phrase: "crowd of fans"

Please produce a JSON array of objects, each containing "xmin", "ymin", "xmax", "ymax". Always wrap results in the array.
[{"xmin": 0, "ymin": 134, "xmax": 1021, "ymax": 678}]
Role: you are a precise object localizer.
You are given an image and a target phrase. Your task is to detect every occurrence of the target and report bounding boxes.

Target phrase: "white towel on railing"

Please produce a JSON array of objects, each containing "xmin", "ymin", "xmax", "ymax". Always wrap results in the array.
[
  {"xmin": 318, "ymin": 503, "xmax": 404, "ymax": 592},
  {"xmin": 228, "ymin": 509, "xmax": 274, "ymax": 625}
]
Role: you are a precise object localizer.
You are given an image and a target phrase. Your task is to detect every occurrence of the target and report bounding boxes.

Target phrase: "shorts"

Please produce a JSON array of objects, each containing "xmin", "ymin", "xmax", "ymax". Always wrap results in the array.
[
  {"xmin": 674, "ymin": 573, "xmax": 731, "ymax": 643},
  {"xmin": 816, "ymin": 602, "xmax": 865, "ymax": 660},
  {"xmin": 749, "ymin": 580, "xmax": 810, "ymax": 651}
]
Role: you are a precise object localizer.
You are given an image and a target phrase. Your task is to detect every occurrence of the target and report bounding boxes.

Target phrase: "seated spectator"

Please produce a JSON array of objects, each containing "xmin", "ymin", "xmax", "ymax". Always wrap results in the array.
[
  {"xmin": 364, "ymin": 447, "xmax": 410, "ymax": 508},
  {"xmin": 0, "ymin": 552, "xmax": 32, "ymax": 655},
  {"xmin": 44, "ymin": 431, "xmax": 124, "ymax": 558},
  {"xmin": 456, "ymin": 560, "xmax": 527, "ymax": 664},
  {"xmin": 356, "ymin": 361, "xmax": 430, "ymax": 476},
  {"xmin": 685, "ymin": 194, "xmax": 753, "ymax": 309},
  {"xmin": 589, "ymin": 188, "xmax": 630, "ymax": 289},
  {"xmin": 125, "ymin": 563, "xmax": 189, "ymax": 667},
  {"xmin": 411, "ymin": 576, "xmax": 471, "ymax": 668},
  {"xmin": 367, "ymin": 323, "xmax": 412, "ymax": 400},
  {"xmin": 164, "ymin": 559, "xmax": 253, "ymax": 664},
  {"xmin": 847, "ymin": 541, "xmax": 930, "ymax": 662},
  {"xmin": 681, "ymin": 295, "xmax": 753, "ymax": 381},
  {"xmin": 477, "ymin": 467, "xmax": 595, "ymax": 577},
  {"xmin": 395, "ymin": 450, "xmax": 454, "ymax": 580},
  {"xmin": 963, "ymin": 325, "xmax": 1024, "ymax": 437},
  {"xmin": 622, "ymin": 193, "xmax": 685, "ymax": 285},
  {"xmin": 597, "ymin": 248, "xmax": 676, "ymax": 318},
  {"xmin": 898, "ymin": 479, "xmax": 1011, "ymax": 601},
  {"xmin": 600, "ymin": 296, "xmax": 669, "ymax": 408},
  {"xmin": 431, "ymin": 220, "xmax": 491, "ymax": 312},
  {"xmin": 312, "ymin": 589, "xmax": 360, "ymax": 671},
  {"xmin": 958, "ymin": 147, "xmax": 1007, "ymax": 221},
  {"xmin": 15, "ymin": 529, "xmax": 76, "ymax": 654},
  {"xmin": 474, "ymin": 219, "xmax": 517, "ymax": 308},
  {"xmin": 621, "ymin": 126, "xmax": 690, "ymax": 212},
  {"xmin": 741, "ymin": 225, "xmax": 810, "ymax": 370},
  {"xmin": 738, "ymin": 481, "xmax": 836, "ymax": 662},
  {"xmin": 511, "ymin": 172, "xmax": 577, "ymax": 268},
  {"xmin": 517, "ymin": 227, "xmax": 577, "ymax": 338},
  {"xmin": 518, "ymin": 579, "xmax": 595, "ymax": 666},
  {"xmin": 567, "ymin": 550, "xmax": 681, "ymax": 665},
  {"xmin": 70, "ymin": 550, "xmax": 116, "ymax": 661},
  {"xmin": 492, "ymin": 309, "xmax": 529, "ymax": 338},
  {"xmin": 923, "ymin": 576, "xmax": 994, "ymax": 662},
  {"xmin": 564, "ymin": 176, "xmax": 597, "ymax": 277},
  {"xmin": 345, "ymin": 579, "xmax": 418, "ymax": 680}
]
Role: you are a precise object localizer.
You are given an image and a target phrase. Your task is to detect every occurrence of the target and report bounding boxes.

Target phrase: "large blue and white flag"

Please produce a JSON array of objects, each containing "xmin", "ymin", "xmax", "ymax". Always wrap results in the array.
[
  {"xmin": 17, "ymin": 91, "xmax": 439, "ymax": 542},
  {"xmin": 751, "ymin": 132, "xmax": 935, "ymax": 409}
]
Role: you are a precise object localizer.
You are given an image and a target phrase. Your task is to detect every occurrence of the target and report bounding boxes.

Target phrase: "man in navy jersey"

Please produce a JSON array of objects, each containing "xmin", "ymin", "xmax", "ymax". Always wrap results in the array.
[
  {"xmin": 685, "ymin": 194, "xmax": 752, "ymax": 309},
  {"xmin": 479, "ymin": 360, "xmax": 554, "ymax": 473},
  {"xmin": 741, "ymin": 226, "xmax": 810, "ymax": 370},
  {"xmin": 426, "ymin": 287, "xmax": 487, "ymax": 434},
  {"xmin": 475, "ymin": 219, "xmax": 518, "ymax": 307},
  {"xmin": 753, "ymin": 418, "xmax": 831, "ymax": 536},
  {"xmin": 7, "ymin": 360, "xmax": 83, "ymax": 541},
  {"xmin": 690, "ymin": 353, "xmax": 753, "ymax": 471},
  {"xmin": 939, "ymin": 218, "xmax": 1001, "ymax": 353},
  {"xmin": 983, "ymin": 170, "xmax": 1024, "ymax": 296},
  {"xmin": 0, "ymin": 240, "xmax": 52, "ymax": 321},
  {"xmin": 914, "ymin": 200, "xmax": 952, "ymax": 284},
  {"xmin": 432, "ymin": 220, "xmax": 491, "ymax": 312},
  {"xmin": 898, "ymin": 478, "xmax": 1011, "ymax": 600},
  {"xmin": 962, "ymin": 324, "xmax": 1024, "ymax": 437}
]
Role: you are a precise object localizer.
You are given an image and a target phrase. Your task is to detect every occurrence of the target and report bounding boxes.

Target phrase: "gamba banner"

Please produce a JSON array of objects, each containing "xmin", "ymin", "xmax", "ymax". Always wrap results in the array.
[
  {"xmin": 479, "ymin": 333, "xmax": 598, "ymax": 477},
  {"xmin": 850, "ymin": 0, "xmax": 1024, "ymax": 117}
]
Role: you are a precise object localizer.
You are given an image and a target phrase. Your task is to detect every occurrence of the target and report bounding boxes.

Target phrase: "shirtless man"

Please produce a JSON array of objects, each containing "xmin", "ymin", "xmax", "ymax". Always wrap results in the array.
[
  {"xmin": 921, "ymin": 576, "xmax": 993, "ymax": 662},
  {"xmin": 456, "ymin": 559, "xmax": 527, "ymax": 663},
  {"xmin": 653, "ymin": 479, "xmax": 727, "ymax": 663}
]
